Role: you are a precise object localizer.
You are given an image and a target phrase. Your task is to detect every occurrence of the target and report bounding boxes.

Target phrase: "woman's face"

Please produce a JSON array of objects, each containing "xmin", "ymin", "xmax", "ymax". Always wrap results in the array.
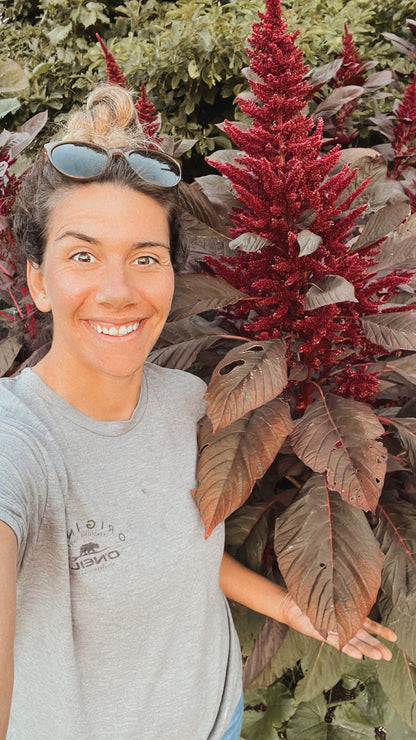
[{"xmin": 27, "ymin": 182, "xmax": 174, "ymax": 387}]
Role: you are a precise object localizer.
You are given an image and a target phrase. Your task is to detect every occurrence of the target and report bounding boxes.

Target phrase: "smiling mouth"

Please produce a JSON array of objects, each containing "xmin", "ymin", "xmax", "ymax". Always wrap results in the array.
[{"xmin": 89, "ymin": 321, "xmax": 140, "ymax": 337}]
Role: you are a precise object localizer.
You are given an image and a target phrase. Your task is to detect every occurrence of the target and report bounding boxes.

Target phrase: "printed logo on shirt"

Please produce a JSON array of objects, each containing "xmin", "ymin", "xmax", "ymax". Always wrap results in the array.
[{"xmin": 67, "ymin": 518, "xmax": 126, "ymax": 574}]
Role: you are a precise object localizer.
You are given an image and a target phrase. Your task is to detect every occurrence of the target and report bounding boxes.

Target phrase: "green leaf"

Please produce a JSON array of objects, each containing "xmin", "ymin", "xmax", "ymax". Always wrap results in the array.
[
  {"xmin": 286, "ymin": 693, "xmax": 329, "ymax": 739},
  {"xmin": 355, "ymin": 678, "xmax": 395, "ymax": 727},
  {"xmin": 242, "ymin": 682, "xmax": 297, "ymax": 740},
  {"xmin": 0, "ymin": 59, "xmax": 29, "ymax": 93},
  {"xmin": 330, "ymin": 703, "xmax": 377, "ymax": 738},
  {"xmin": 46, "ymin": 23, "xmax": 73, "ymax": 45},
  {"xmin": 205, "ymin": 339, "xmax": 288, "ymax": 431},
  {"xmin": 377, "ymin": 642, "xmax": 416, "ymax": 730},
  {"xmin": 0, "ymin": 98, "xmax": 20, "ymax": 119},
  {"xmin": 275, "ymin": 474, "xmax": 384, "ymax": 645}
]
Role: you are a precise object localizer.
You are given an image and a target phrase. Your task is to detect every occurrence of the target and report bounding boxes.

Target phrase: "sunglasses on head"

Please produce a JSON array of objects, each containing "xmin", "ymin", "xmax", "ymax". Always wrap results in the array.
[{"xmin": 43, "ymin": 141, "xmax": 182, "ymax": 188}]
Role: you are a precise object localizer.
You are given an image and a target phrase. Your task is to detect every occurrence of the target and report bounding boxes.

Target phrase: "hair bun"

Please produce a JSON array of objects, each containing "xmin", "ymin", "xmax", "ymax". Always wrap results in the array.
[{"xmin": 64, "ymin": 83, "xmax": 145, "ymax": 147}]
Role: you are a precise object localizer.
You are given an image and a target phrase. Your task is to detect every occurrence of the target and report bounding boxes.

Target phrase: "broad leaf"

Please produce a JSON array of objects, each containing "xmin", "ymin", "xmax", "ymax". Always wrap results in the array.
[
  {"xmin": 225, "ymin": 501, "xmax": 272, "ymax": 552},
  {"xmin": 374, "ymin": 492, "xmax": 416, "ymax": 615},
  {"xmin": 361, "ymin": 311, "xmax": 416, "ymax": 352},
  {"xmin": 296, "ymin": 642, "xmax": 349, "ymax": 704},
  {"xmin": 286, "ymin": 694, "xmax": 330, "ymax": 739},
  {"xmin": 11, "ymin": 111, "xmax": 48, "ymax": 158},
  {"xmin": 297, "ymin": 229, "xmax": 322, "ymax": 256},
  {"xmin": 290, "ymin": 393, "xmax": 387, "ymax": 511},
  {"xmin": 384, "ymin": 417, "xmax": 416, "ymax": 471},
  {"xmin": 330, "ymin": 704, "xmax": 377, "ymax": 739},
  {"xmin": 242, "ymin": 683, "xmax": 297, "ymax": 740},
  {"xmin": 0, "ymin": 59, "xmax": 29, "ymax": 93},
  {"xmin": 313, "ymin": 85, "xmax": 364, "ymax": 119},
  {"xmin": 193, "ymin": 174, "xmax": 237, "ymax": 213},
  {"xmin": 374, "ymin": 211, "xmax": 416, "ymax": 272},
  {"xmin": 304, "ymin": 275, "xmax": 357, "ymax": 310},
  {"xmin": 275, "ymin": 474, "xmax": 384, "ymax": 644},
  {"xmin": 0, "ymin": 98, "xmax": 20, "ymax": 119},
  {"xmin": 377, "ymin": 643, "xmax": 416, "ymax": 730},
  {"xmin": 354, "ymin": 202, "xmax": 410, "ymax": 249},
  {"xmin": 205, "ymin": 339, "xmax": 288, "ymax": 431},
  {"xmin": 378, "ymin": 594, "xmax": 416, "ymax": 664},
  {"xmin": 363, "ymin": 69, "xmax": 394, "ymax": 91},
  {"xmin": 193, "ymin": 399, "xmax": 294, "ymax": 537},
  {"xmin": 169, "ymin": 273, "xmax": 246, "ymax": 321},
  {"xmin": 229, "ymin": 233, "xmax": 270, "ymax": 252},
  {"xmin": 207, "ymin": 148, "xmax": 244, "ymax": 166},
  {"xmin": 0, "ymin": 335, "xmax": 21, "ymax": 376},
  {"xmin": 306, "ymin": 59, "xmax": 343, "ymax": 87},
  {"xmin": 149, "ymin": 315, "xmax": 225, "ymax": 368},
  {"xmin": 148, "ymin": 335, "xmax": 221, "ymax": 370},
  {"xmin": 243, "ymin": 617, "xmax": 288, "ymax": 689}
]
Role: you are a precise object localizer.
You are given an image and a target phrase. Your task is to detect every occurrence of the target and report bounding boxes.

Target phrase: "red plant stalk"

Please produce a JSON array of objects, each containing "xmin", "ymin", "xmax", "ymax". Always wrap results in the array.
[
  {"xmin": 392, "ymin": 73, "xmax": 416, "ymax": 178},
  {"xmin": 206, "ymin": 0, "xmax": 411, "ymax": 403},
  {"xmin": 332, "ymin": 24, "xmax": 366, "ymax": 143}
]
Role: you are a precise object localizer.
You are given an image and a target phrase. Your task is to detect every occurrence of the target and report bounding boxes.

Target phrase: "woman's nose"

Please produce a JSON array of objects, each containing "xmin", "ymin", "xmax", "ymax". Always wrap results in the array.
[{"xmin": 95, "ymin": 263, "xmax": 137, "ymax": 307}]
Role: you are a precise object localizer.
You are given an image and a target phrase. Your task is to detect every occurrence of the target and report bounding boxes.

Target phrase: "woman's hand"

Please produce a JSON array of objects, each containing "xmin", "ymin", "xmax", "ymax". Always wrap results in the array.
[
  {"xmin": 220, "ymin": 552, "xmax": 397, "ymax": 660},
  {"xmin": 279, "ymin": 589, "xmax": 397, "ymax": 660}
]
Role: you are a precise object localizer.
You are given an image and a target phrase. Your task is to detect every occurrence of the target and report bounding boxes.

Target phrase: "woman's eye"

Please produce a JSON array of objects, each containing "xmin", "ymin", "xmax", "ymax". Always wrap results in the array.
[
  {"xmin": 134, "ymin": 255, "xmax": 157, "ymax": 266},
  {"xmin": 71, "ymin": 252, "xmax": 96, "ymax": 263}
]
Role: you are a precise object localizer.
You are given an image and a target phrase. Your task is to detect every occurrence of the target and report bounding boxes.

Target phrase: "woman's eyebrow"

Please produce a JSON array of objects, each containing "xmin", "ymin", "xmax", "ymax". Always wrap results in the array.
[{"xmin": 56, "ymin": 230, "xmax": 97, "ymax": 243}]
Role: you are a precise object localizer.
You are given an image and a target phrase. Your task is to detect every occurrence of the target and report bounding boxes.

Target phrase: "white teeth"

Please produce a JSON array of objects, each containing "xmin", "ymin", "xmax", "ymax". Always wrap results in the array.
[{"xmin": 91, "ymin": 321, "xmax": 139, "ymax": 337}]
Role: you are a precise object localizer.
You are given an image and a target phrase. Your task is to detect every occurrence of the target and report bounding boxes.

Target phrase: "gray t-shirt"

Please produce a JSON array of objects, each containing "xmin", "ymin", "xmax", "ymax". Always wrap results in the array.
[{"xmin": 0, "ymin": 364, "xmax": 242, "ymax": 739}]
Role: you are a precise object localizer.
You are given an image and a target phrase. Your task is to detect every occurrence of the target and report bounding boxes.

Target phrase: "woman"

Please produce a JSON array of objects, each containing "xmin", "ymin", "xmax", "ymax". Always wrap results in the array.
[{"xmin": 0, "ymin": 85, "xmax": 395, "ymax": 739}]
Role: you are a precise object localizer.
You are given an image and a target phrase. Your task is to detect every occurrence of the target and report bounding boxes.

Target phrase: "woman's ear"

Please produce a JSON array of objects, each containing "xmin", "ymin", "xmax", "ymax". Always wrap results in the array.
[{"xmin": 27, "ymin": 261, "xmax": 51, "ymax": 313}]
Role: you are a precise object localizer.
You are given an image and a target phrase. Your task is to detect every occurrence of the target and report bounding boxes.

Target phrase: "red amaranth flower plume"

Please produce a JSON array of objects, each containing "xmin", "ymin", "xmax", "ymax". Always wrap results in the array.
[
  {"xmin": 135, "ymin": 82, "xmax": 161, "ymax": 139},
  {"xmin": 206, "ymin": 0, "xmax": 411, "ymax": 401},
  {"xmin": 96, "ymin": 34, "xmax": 128, "ymax": 87},
  {"xmin": 392, "ymin": 73, "xmax": 416, "ymax": 177},
  {"xmin": 333, "ymin": 25, "xmax": 365, "ymax": 88}
]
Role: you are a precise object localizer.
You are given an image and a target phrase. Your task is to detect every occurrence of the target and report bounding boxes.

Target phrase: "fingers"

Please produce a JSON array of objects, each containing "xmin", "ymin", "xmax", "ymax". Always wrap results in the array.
[
  {"xmin": 362, "ymin": 617, "xmax": 397, "ymax": 643},
  {"xmin": 341, "ymin": 628, "xmax": 393, "ymax": 661}
]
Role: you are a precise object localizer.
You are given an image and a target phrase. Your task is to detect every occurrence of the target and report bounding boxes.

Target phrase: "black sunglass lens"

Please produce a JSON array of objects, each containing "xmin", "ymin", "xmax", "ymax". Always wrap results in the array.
[
  {"xmin": 128, "ymin": 152, "xmax": 180, "ymax": 187},
  {"xmin": 51, "ymin": 144, "xmax": 108, "ymax": 179}
]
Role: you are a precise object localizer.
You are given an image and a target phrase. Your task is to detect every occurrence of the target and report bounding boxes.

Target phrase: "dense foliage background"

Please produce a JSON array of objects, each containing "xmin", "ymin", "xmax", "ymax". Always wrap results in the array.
[{"xmin": 2, "ymin": 1, "xmax": 416, "ymax": 739}]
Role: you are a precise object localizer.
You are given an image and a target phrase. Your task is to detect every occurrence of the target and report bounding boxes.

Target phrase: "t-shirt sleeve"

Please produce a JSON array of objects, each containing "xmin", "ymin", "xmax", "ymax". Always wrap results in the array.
[{"xmin": 0, "ymin": 425, "xmax": 48, "ymax": 564}]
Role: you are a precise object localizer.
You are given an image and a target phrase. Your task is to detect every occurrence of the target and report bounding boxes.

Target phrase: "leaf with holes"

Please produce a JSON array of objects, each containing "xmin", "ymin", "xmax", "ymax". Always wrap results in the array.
[
  {"xmin": 374, "ymin": 492, "xmax": 416, "ymax": 615},
  {"xmin": 275, "ymin": 474, "xmax": 384, "ymax": 645},
  {"xmin": 354, "ymin": 202, "xmax": 410, "ymax": 249},
  {"xmin": 290, "ymin": 392, "xmax": 387, "ymax": 511},
  {"xmin": 243, "ymin": 617, "xmax": 289, "ymax": 689},
  {"xmin": 193, "ymin": 399, "xmax": 294, "ymax": 537},
  {"xmin": 383, "ymin": 417, "xmax": 416, "ymax": 471},
  {"xmin": 361, "ymin": 311, "xmax": 416, "ymax": 352},
  {"xmin": 304, "ymin": 275, "xmax": 357, "ymax": 310},
  {"xmin": 169, "ymin": 273, "xmax": 246, "ymax": 321},
  {"xmin": 205, "ymin": 339, "xmax": 287, "ymax": 431}
]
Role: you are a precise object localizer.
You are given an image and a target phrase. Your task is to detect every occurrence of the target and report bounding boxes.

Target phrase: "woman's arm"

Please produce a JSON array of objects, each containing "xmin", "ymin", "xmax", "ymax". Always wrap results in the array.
[
  {"xmin": 0, "ymin": 522, "xmax": 17, "ymax": 739},
  {"xmin": 219, "ymin": 552, "xmax": 396, "ymax": 660}
]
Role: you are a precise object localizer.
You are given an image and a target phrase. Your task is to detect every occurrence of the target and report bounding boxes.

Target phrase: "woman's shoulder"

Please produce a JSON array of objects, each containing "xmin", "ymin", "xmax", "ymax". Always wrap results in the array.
[{"xmin": 144, "ymin": 362, "xmax": 207, "ymax": 396}]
